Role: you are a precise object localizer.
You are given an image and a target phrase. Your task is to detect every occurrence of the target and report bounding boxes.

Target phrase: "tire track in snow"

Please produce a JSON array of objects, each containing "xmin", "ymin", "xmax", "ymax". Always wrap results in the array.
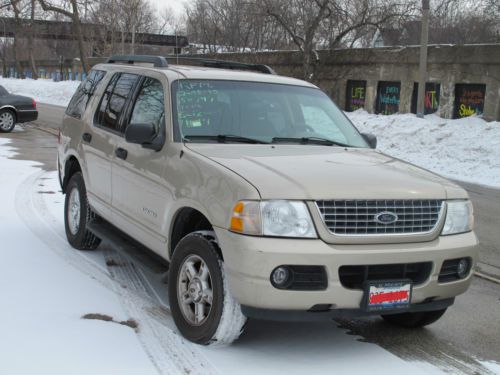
[
  {"xmin": 17, "ymin": 170, "xmax": 219, "ymax": 375},
  {"xmin": 103, "ymin": 249, "xmax": 218, "ymax": 375}
]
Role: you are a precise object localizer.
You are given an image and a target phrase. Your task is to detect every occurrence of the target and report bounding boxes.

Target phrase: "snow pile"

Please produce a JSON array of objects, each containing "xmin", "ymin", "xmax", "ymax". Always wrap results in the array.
[
  {"xmin": 0, "ymin": 77, "xmax": 80, "ymax": 106},
  {"xmin": 347, "ymin": 110, "xmax": 500, "ymax": 188}
]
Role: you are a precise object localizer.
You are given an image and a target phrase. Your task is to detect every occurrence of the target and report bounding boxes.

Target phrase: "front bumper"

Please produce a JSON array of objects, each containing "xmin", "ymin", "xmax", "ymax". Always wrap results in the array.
[{"xmin": 214, "ymin": 228, "xmax": 478, "ymax": 312}]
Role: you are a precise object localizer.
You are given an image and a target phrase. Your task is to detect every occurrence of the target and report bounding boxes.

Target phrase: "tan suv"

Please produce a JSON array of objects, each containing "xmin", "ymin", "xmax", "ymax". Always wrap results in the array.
[{"xmin": 57, "ymin": 55, "xmax": 478, "ymax": 345}]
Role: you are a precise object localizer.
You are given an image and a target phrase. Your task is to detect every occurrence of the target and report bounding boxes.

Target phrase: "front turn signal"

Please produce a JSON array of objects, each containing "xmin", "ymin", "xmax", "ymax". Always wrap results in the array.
[{"xmin": 229, "ymin": 201, "xmax": 262, "ymax": 235}]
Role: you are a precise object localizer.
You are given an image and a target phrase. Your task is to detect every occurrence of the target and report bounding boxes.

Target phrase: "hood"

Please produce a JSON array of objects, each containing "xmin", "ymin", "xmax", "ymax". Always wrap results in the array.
[{"xmin": 186, "ymin": 144, "xmax": 467, "ymax": 200}]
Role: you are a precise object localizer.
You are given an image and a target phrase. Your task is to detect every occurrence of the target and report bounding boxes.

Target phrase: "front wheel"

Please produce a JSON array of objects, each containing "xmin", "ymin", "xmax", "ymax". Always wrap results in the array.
[
  {"xmin": 381, "ymin": 308, "xmax": 447, "ymax": 328},
  {"xmin": 168, "ymin": 232, "xmax": 247, "ymax": 345},
  {"xmin": 64, "ymin": 172, "xmax": 101, "ymax": 250},
  {"xmin": 0, "ymin": 109, "xmax": 16, "ymax": 133}
]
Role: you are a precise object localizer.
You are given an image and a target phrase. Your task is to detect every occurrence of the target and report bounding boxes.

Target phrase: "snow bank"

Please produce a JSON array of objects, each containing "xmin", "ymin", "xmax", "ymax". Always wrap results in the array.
[
  {"xmin": 347, "ymin": 110, "xmax": 500, "ymax": 188},
  {"xmin": 0, "ymin": 77, "xmax": 80, "ymax": 106}
]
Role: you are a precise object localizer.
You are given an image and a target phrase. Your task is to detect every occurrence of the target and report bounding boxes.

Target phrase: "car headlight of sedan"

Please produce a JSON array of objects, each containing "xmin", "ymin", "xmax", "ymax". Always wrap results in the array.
[
  {"xmin": 230, "ymin": 200, "xmax": 317, "ymax": 238},
  {"xmin": 441, "ymin": 200, "xmax": 474, "ymax": 235}
]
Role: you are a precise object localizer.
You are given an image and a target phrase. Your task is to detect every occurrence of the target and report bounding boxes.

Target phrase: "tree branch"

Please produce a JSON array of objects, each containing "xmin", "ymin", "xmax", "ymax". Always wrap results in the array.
[{"xmin": 38, "ymin": 0, "xmax": 74, "ymax": 19}]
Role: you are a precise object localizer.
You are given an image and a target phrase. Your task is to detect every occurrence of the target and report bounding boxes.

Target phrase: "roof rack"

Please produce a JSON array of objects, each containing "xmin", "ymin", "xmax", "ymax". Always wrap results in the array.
[
  {"xmin": 107, "ymin": 55, "xmax": 168, "ymax": 68},
  {"xmin": 105, "ymin": 54, "xmax": 277, "ymax": 75},
  {"xmin": 165, "ymin": 55, "xmax": 276, "ymax": 75}
]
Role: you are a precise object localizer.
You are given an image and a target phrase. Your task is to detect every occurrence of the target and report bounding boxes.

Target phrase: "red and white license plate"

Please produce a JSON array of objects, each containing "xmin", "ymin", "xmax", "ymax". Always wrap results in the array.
[{"xmin": 365, "ymin": 281, "xmax": 412, "ymax": 312}]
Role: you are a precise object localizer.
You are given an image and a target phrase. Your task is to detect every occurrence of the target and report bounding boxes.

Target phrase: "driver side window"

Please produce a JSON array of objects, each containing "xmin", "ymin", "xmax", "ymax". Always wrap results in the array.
[{"xmin": 129, "ymin": 77, "xmax": 165, "ymax": 134}]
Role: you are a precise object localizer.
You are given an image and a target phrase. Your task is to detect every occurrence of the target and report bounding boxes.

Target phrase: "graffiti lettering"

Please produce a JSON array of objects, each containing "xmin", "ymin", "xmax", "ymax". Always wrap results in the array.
[
  {"xmin": 459, "ymin": 104, "xmax": 476, "ymax": 117},
  {"xmin": 376, "ymin": 82, "xmax": 401, "ymax": 115},
  {"xmin": 453, "ymin": 84, "xmax": 485, "ymax": 119},
  {"xmin": 352, "ymin": 87, "xmax": 365, "ymax": 99},
  {"xmin": 345, "ymin": 80, "xmax": 366, "ymax": 112},
  {"xmin": 424, "ymin": 90, "xmax": 438, "ymax": 110}
]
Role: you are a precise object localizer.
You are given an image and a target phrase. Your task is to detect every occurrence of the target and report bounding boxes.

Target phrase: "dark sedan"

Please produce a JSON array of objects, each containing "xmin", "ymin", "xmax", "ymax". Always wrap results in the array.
[{"xmin": 0, "ymin": 85, "xmax": 38, "ymax": 133}]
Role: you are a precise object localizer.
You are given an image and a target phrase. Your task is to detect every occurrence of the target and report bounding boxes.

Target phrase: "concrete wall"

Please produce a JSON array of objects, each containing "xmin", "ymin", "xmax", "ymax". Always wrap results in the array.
[
  {"xmin": 6, "ymin": 44, "xmax": 499, "ymax": 121},
  {"xmin": 197, "ymin": 44, "xmax": 500, "ymax": 121}
]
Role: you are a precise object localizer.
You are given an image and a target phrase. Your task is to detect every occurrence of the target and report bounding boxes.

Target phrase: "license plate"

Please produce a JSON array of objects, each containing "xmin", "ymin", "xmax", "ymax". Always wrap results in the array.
[{"xmin": 364, "ymin": 280, "xmax": 412, "ymax": 312}]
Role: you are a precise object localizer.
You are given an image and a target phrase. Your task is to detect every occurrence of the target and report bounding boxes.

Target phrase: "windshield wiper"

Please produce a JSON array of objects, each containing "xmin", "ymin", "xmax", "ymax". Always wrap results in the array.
[
  {"xmin": 183, "ymin": 134, "xmax": 269, "ymax": 144},
  {"xmin": 271, "ymin": 136, "xmax": 350, "ymax": 147}
]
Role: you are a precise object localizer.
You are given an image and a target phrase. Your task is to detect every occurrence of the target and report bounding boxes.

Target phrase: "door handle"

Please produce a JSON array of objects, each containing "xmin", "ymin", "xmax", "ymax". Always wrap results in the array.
[
  {"xmin": 82, "ymin": 133, "xmax": 92, "ymax": 143},
  {"xmin": 115, "ymin": 147, "xmax": 128, "ymax": 160}
]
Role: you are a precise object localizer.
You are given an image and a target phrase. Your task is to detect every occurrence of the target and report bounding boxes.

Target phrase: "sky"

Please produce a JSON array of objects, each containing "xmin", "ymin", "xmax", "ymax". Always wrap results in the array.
[{"xmin": 149, "ymin": 0, "xmax": 190, "ymax": 17}]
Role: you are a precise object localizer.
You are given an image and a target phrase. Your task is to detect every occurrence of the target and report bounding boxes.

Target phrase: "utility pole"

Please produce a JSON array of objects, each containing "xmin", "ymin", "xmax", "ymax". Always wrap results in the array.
[{"xmin": 416, "ymin": 0, "xmax": 430, "ymax": 118}]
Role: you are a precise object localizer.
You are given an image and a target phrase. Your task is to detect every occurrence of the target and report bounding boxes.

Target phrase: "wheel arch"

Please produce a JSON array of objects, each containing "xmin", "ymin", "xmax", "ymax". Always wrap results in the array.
[
  {"xmin": 169, "ymin": 207, "xmax": 222, "ymax": 260},
  {"xmin": 62, "ymin": 154, "xmax": 83, "ymax": 193},
  {"xmin": 0, "ymin": 105, "xmax": 17, "ymax": 122}
]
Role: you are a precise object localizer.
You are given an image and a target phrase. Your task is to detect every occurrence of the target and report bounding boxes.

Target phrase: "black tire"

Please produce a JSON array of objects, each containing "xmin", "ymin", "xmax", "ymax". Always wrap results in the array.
[
  {"xmin": 0, "ymin": 109, "xmax": 16, "ymax": 133},
  {"xmin": 381, "ymin": 308, "xmax": 447, "ymax": 328},
  {"xmin": 64, "ymin": 172, "xmax": 101, "ymax": 250},
  {"xmin": 168, "ymin": 232, "xmax": 247, "ymax": 345}
]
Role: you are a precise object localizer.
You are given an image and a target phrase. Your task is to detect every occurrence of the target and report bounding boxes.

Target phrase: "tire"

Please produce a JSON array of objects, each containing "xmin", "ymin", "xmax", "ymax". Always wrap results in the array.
[
  {"xmin": 64, "ymin": 172, "xmax": 101, "ymax": 250},
  {"xmin": 0, "ymin": 109, "xmax": 16, "ymax": 133},
  {"xmin": 168, "ymin": 232, "xmax": 247, "ymax": 345},
  {"xmin": 381, "ymin": 308, "xmax": 447, "ymax": 328}
]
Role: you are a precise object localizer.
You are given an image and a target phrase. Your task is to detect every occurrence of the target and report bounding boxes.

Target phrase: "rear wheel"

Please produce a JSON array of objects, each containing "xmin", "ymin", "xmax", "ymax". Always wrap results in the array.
[
  {"xmin": 64, "ymin": 172, "xmax": 101, "ymax": 250},
  {"xmin": 168, "ymin": 232, "xmax": 247, "ymax": 345},
  {"xmin": 381, "ymin": 308, "xmax": 447, "ymax": 328},
  {"xmin": 0, "ymin": 109, "xmax": 16, "ymax": 133}
]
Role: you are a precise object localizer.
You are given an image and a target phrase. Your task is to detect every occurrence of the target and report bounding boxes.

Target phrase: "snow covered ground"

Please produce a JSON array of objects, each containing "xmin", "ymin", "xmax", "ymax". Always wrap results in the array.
[
  {"xmin": 4, "ymin": 136, "xmax": 492, "ymax": 375},
  {"xmin": 1, "ymin": 77, "xmax": 499, "ymax": 188}
]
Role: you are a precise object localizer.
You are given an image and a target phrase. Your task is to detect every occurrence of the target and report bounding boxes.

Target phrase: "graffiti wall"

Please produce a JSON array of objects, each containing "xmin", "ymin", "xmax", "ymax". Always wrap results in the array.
[
  {"xmin": 453, "ymin": 84, "xmax": 486, "ymax": 119},
  {"xmin": 411, "ymin": 82, "xmax": 440, "ymax": 115},
  {"xmin": 375, "ymin": 81, "xmax": 401, "ymax": 115},
  {"xmin": 345, "ymin": 80, "xmax": 366, "ymax": 112}
]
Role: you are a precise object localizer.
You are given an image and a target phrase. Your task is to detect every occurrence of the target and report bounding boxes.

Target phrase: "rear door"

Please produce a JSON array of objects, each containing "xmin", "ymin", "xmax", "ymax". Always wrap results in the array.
[
  {"xmin": 110, "ymin": 74, "xmax": 171, "ymax": 253},
  {"xmin": 87, "ymin": 72, "xmax": 139, "ymax": 216}
]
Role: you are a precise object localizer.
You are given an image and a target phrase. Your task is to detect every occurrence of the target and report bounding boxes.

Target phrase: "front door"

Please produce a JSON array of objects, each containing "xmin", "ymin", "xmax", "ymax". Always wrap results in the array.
[{"xmin": 111, "ymin": 75, "xmax": 172, "ymax": 254}]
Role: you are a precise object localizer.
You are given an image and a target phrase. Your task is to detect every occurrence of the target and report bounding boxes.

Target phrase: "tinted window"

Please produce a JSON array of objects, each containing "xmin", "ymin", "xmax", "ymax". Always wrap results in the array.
[
  {"xmin": 66, "ymin": 70, "xmax": 106, "ymax": 118},
  {"xmin": 95, "ymin": 73, "xmax": 138, "ymax": 133},
  {"xmin": 0, "ymin": 85, "xmax": 8, "ymax": 96},
  {"xmin": 129, "ymin": 78, "xmax": 165, "ymax": 134}
]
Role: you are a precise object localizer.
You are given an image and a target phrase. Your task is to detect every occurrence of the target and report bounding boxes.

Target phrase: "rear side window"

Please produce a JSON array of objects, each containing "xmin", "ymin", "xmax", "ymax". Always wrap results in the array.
[
  {"xmin": 66, "ymin": 70, "xmax": 106, "ymax": 119},
  {"xmin": 94, "ymin": 73, "xmax": 139, "ymax": 133}
]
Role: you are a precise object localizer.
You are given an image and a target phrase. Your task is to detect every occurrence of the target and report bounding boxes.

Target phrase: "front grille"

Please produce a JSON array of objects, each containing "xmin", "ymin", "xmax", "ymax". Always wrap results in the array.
[
  {"xmin": 316, "ymin": 200, "xmax": 444, "ymax": 236},
  {"xmin": 339, "ymin": 262, "xmax": 432, "ymax": 290}
]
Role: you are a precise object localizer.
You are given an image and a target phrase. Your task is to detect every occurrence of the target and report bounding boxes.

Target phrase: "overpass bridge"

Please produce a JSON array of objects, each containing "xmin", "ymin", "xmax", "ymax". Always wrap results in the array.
[{"xmin": 0, "ymin": 17, "xmax": 188, "ymax": 48}]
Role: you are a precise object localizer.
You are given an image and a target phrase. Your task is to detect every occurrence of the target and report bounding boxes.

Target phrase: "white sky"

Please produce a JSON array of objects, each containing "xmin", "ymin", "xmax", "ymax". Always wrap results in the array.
[{"xmin": 148, "ymin": 0, "xmax": 190, "ymax": 17}]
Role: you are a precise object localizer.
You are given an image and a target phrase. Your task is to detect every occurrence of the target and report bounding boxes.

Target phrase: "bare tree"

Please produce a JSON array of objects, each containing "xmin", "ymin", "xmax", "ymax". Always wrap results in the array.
[
  {"xmin": 27, "ymin": 0, "xmax": 38, "ymax": 79},
  {"xmin": 38, "ymin": 0, "xmax": 89, "ymax": 74},
  {"xmin": 10, "ymin": 0, "xmax": 25, "ymax": 78},
  {"xmin": 263, "ymin": 0, "xmax": 332, "ymax": 80}
]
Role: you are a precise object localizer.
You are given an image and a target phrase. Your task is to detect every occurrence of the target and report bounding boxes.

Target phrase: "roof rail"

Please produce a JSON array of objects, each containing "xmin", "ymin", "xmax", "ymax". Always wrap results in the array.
[
  {"xmin": 107, "ymin": 55, "xmax": 168, "ymax": 68},
  {"xmin": 165, "ymin": 55, "xmax": 276, "ymax": 75}
]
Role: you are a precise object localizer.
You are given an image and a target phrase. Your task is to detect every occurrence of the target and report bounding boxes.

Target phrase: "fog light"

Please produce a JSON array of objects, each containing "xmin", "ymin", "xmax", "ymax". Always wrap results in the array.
[
  {"xmin": 457, "ymin": 258, "xmax": 470, "ymax": 279},
  {"xmin": 271, "ymin": 266, "xmax": 291, "ymax": 288}
]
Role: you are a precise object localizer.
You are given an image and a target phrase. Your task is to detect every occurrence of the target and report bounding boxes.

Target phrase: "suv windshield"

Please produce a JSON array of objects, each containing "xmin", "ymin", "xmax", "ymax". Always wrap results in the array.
[{"xmin": 172, "ymin": 80, "xmax": 368, "ymax": 147}]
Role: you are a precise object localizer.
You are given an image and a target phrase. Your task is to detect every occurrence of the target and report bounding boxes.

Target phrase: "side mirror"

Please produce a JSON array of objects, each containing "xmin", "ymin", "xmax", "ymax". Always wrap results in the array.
[
  {"xmin": 125, "ymin": 122, "xmax": 162, "ymax": 150},
  {"xmin": 361, "ymin": 133, "xmax": 377, "ymax": 149}
]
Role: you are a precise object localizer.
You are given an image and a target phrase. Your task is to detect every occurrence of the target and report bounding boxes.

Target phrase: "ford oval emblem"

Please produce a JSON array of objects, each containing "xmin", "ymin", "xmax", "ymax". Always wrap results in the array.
[{"xmin": 374, "ymin": 211, "xmax": 398, "ymax": 225}]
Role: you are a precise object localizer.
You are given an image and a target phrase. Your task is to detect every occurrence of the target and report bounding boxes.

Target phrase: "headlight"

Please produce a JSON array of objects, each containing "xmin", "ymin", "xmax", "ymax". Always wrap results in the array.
[
  {"xmin": 441, "ymin": 200, "xmax": 474, "ymax": 235},
  {"xmin": 230, "ymin": 200, "xmax": 317, "ymax": 238}
]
